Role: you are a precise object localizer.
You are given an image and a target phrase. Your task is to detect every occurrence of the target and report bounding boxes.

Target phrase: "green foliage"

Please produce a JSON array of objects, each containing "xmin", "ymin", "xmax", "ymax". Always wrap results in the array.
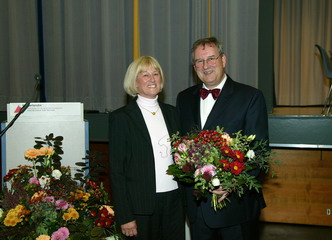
[{"xmin": 74, "ymin": 150, "xmax": 108, "ymax": 186}]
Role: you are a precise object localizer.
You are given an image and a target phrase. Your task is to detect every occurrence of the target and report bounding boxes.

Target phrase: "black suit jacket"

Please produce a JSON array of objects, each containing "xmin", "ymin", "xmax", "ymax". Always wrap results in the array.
[
  {"xmin": 109, "ymin": 98, "xmax": 180, "ymax": 225},
  {"xmin": 176, "ymin": 76, "xmax": 268, "ymax": 228}
]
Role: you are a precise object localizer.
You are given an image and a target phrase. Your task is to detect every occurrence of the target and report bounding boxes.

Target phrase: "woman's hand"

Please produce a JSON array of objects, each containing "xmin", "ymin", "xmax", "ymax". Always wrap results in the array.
[
  {"xmin": 210, "ymin": 186, "xmax": 229, "ymax": 202},
  {"xmin": 121, "ymin": 220, "xmax": 138, "ymax": 237}
]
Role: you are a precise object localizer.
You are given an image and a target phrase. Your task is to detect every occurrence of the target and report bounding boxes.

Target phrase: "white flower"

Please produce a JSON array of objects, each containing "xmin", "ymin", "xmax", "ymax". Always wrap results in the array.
[
  {"xmin": 39, "ymin": 176, "xmax": 50, "ymax": 188},
  {"xmin": 246, "ymin": 150, "xmax": 255, "ymax": 159},
  {"xmin": 105, "ymin": 237, "xmax": 118, "ymax": 240},
  {"xmin": 211, "ymin": 178, "xmax": 220, "ymax": 187},
  {"xmin": 0, "ymin": 208, "xmax": 3, "ymax": 218},
  {"xmin": 52, "ymin": 169, "xmax": 62, "ymax": 180}
]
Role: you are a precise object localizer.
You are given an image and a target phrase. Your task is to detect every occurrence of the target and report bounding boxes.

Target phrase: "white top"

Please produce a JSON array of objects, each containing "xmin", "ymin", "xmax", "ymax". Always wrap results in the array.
[
  {"xmin": 200, "ymin": 75, "xmax": 227, "ymax": 128},
  {"xmin": 137, "ymin": 95, "xmax": 178, "ymax": 193}
]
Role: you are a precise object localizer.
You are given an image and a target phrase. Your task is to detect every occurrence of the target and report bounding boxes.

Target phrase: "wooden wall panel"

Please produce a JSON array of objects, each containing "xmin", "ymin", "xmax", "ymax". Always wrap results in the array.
[{"xmin": 260, "ymin": 149, "xmax": 332, "ymax": 226}]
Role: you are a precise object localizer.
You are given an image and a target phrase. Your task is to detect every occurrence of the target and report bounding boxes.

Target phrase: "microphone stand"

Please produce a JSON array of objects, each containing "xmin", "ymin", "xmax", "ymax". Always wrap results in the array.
[{"xmin": 0, "ymin": 102, "xmax": 30, "ymax": 138}]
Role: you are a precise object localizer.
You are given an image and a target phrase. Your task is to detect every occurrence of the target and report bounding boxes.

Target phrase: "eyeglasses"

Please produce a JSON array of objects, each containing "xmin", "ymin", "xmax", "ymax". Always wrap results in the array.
[{"xmin": 193, "ymin": 54, "xmax": 221, "ymax": 68}]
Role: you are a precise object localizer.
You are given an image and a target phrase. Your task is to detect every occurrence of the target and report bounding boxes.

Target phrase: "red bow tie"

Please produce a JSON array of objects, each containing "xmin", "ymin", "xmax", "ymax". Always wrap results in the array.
[{"xmin": 200, "ymin": 88, "xmax": 221, "ymax": 100}]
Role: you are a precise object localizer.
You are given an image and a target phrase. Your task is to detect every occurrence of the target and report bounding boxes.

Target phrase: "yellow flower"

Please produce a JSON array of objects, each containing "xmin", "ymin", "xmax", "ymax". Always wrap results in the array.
[
  {"xmin": 3, "ymin": 205, "xmax": 26, "ymax": 226},
  {"xmin": 62, "ymin": 212, "xmax": 71, "ymax": 221},
  {"xmin": 36, "ymin": 235, "xmax": 51, "ymax": 240},
  {"xmin": 14, "ymin": 205, "xmax": 25, "ymax": 212},
  {"xmin": 73, "ymin": 189, "xmax": 84, "ymax": 200},
  {"xmin": 82, "ymin": 192, "xmax": 90, "ymax": 202},
  {"xmin": 63, "ymin": 207, "xmax": 79, "ymax": 221},
  {"xmin": 68, "ymin": 208, "xmax": 79, "ymax": 220},
  {"xmin": 4, "ymin": 217, "xmax": 17, "ymax": 227}
]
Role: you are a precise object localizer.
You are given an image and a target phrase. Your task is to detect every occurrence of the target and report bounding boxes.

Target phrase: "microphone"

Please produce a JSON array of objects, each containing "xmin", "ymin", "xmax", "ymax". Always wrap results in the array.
[
  {"xmin": 33, "ymin": 74, "xmax": 41, "ymax": 102},
  {"xmin": 0, "ymin": 73, "xmax": 42, "ymax": 137}
]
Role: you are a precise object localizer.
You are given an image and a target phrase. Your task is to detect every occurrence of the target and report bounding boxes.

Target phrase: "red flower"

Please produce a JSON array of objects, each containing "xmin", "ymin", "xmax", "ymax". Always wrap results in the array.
[
  {"xmin": 87, "ymin": 181, "xmax": 98, "ymax": 189},
  {"xmin": 95, "ymin": 219, "xmax": 104, "ymax": 227},
  {"xmin": 90, "ymin": 210, "xmax": 97, "ymax": 218},
  {"xmin": 233, "ymin": 150, "xmax": 244, "ymax": 162},
  {"xmin": 229, "ymin": 161, "xmax": 245, "ymax": 175},
  {"xmin": 182, "ymin": 163, "xmax": 195, "ymax": 173},
  {"xmin": 103, "ymin": 218, "xmax": 113, "ymax": 228},
  {"xmin": 219, "ymin": 159, "xmax": 230, "ymax": 170},
  {"xmin": 202, "ymin": 172, "xmax": 212, "ymax": 181},
  {"xmin": 220, "ymin": 146, "xmax": 235, "ymax": 158}
]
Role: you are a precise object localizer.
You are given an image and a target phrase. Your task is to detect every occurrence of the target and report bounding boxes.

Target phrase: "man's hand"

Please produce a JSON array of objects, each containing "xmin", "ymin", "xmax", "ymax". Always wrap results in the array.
[
  {"xmin": 210, "ymin": 186, "xmax": 229, "ymax": 202},
  {"xmin": 121, "ymin": 220, "xmax": 138, "ymax": 237}
]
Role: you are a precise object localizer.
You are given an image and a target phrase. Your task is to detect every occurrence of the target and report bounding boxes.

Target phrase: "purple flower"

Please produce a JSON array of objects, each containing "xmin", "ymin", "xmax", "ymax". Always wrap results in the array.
[
  {"xmin": 55, "ymin": 199, "xmax": 69, "ymax": 210},
  {"xmin": 51, "ymin": 227, "xmax": 70, "ymax": 240},
  {"xmin": 29, "ymin": 177, "xmax": 39, "ymax": 184},
  {"xmin": 43, "ymin": 196, "xmax": 55, "ymax": 203}
]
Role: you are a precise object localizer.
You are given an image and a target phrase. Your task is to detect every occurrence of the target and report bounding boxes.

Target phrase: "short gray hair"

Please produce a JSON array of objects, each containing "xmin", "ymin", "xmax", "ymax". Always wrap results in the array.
[{"xmin": 191, "ymin": 37, "xmax": 224, "ymax": 62}]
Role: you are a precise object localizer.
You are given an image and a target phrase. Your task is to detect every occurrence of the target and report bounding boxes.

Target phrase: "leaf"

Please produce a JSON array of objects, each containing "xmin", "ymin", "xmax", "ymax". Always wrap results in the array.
[{"xmin": 76, "ymin": 162, "xmax": 88, "ymax": 167}]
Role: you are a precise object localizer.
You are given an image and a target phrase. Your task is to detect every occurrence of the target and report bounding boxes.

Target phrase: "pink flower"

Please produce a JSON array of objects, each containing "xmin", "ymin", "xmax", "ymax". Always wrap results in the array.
[
  {"xmin": 51, "ymin": 227, "xmax": 70, "ymax": 240},
  {"xmin": 177, "ymin": 143, "xmax": 188, "ymax": 152},
  {"xmin": 174, "ymin": 153, "xmax": 182, "ymax": 164},
  {"xmin": 55, "ymin": 199, "xmax": 69, "ymax": 210},
  {"xmin": 200, "ymin": 164, "xmax": 217, "ymax": 177},
  {"xmin": 43, "ymin": 196, "xmax": 55, "ymax": 203},
  {"xmin": 29, "ymin": 177, "xmax": 39, "ymax": 184}
]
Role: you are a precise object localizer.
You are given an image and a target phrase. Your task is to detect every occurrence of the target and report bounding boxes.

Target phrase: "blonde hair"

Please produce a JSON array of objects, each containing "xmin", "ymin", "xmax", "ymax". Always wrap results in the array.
[{"xmin": 124, "ymin": 56, "xmax": 165, "ymax": 97}]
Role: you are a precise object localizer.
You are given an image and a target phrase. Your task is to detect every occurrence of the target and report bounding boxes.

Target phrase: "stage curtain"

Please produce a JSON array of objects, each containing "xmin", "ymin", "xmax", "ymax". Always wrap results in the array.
[
  {"xmin": 0, "ymin": 0, "xmax": 260, "ymax": 111},
  {"xmin": 274, "ymin": 0, "xmax": 332, "ymax": 105}
]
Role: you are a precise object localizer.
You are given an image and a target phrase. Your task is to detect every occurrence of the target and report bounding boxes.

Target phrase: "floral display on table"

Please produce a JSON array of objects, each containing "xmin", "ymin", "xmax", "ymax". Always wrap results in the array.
[
  {"xmin": 0, "ymin": 134, "xmax": 123, "ymax": 240},
  {"xmin": 167, "ymin": 126, "xmax": 276, "ymax": 211}
]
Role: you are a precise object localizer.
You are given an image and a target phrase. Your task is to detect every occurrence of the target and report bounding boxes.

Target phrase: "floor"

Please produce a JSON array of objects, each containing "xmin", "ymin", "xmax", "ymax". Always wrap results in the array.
[
  {"xmin": 259, "ymin": 222, "xmax": 332, "ymax": 240},
  {"xmin": 185, "ymin": 221, "xmax": 332, "ymax": 240}
]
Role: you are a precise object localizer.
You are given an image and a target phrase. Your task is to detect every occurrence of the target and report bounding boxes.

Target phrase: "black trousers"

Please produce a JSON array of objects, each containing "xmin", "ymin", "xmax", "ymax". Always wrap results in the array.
[
  {"xmin": 127, "ymin": 189, "xmax": 185, "ymax": 240},
  {"xmin": 190, "ymin": 206, "xmax": 260, "ymax": 240}
]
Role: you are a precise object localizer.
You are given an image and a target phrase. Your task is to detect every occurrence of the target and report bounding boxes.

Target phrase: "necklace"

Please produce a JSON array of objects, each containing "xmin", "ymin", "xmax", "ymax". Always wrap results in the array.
[{"xmin": 137, "ymin": 103, "xmax": 160, "ymax": 115}]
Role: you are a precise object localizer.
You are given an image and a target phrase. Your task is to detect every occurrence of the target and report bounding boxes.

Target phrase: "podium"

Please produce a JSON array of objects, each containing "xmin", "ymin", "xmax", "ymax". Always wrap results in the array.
[{"xmin": 1, "ymin": 102, "xmax": 89, "ymax": 184}]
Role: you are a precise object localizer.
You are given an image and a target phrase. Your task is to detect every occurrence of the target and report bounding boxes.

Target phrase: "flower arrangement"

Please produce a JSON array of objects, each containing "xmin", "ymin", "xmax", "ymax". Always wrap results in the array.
[
  {"xmin": 0, "ymin": 134, "xmax": 123, "ymax": 240},
  {"xmin": 167, "ymin": 126, "xmax": 275, "ymax": 211}
]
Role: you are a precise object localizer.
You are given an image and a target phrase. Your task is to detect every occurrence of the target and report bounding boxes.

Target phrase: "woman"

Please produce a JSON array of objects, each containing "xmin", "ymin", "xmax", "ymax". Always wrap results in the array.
[{"xmin": 109, "ymin": 56, "xmax": 184, "ymax": 240}]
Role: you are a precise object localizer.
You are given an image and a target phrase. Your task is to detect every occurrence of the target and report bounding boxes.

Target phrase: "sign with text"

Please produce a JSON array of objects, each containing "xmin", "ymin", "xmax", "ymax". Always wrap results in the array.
[{"xmin": 1, "ymin": 102, "xmax": 88, "ymax": 183}]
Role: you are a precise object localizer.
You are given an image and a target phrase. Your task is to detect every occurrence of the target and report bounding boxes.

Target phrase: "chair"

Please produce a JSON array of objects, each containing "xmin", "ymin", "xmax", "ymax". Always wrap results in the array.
[{"xmin": 315, "ymin": 44, "xmax": 332, "ymax": 115}]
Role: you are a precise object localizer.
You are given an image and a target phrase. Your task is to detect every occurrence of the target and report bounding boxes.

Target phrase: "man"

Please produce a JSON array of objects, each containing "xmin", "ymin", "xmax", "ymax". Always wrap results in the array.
[{"xmin": 176, "ymin": 37, "xmax": 268, "ymax": 240}]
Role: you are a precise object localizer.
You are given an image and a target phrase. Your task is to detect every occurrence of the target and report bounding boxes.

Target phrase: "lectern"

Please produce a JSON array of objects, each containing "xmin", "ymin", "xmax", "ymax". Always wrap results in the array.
[{"xmin": 1, "ymin": 102, "xmax": 89, "ymax": 184}]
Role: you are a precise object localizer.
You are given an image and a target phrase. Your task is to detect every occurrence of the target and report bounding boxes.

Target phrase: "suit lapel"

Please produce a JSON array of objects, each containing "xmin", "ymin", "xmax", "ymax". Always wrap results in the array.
[
  {"xmin": 125, "ymin": 99, "xmax": 152, "ymax": 143},
  {"xmin": 192, "ymin": 85, "xmax": 203, "ymax": 129}
]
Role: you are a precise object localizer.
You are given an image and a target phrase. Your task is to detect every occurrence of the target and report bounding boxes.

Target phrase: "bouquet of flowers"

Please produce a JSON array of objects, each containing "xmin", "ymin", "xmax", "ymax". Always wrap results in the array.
[
  {"xmin": 167, "ymin": 126, "xmax": 274, "ymax": 211},
  {"xmin": 0, "ymin": 134, "xmax": 123, "ymax": 240}
]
